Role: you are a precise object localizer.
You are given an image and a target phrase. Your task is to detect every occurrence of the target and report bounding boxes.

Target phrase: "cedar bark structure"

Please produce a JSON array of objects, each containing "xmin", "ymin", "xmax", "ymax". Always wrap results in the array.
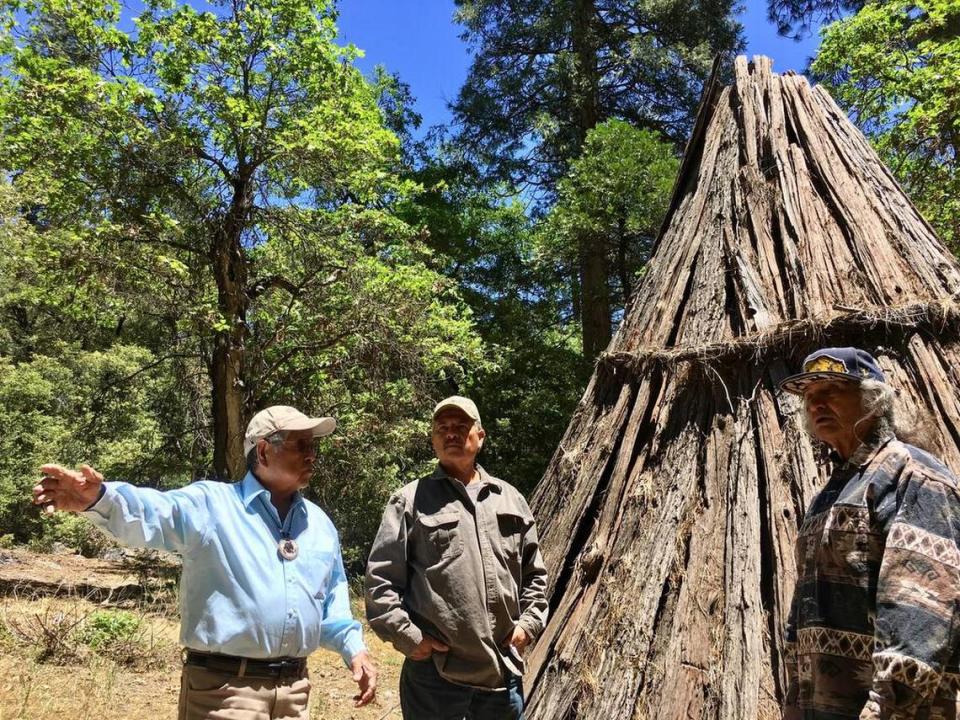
[{"xmin": 524, "ymin": 56, "xmax": 960, "ymax": 719}]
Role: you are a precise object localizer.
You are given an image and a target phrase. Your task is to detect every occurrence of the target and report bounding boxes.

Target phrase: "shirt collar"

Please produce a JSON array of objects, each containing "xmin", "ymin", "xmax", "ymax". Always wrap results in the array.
[
  {"xmin": 240, "ymin": 471, "xmax": 306, "ymax": 513},
  {"xmin": 431, "ymin": 462, "xmax": 502, "ymax": 494},
  {"xmin": 830, "ymin": 429, "xmax": 895, "ymax": 470},
  {"xmin": 241, "ymin": 471, "xmax": 269, "ymax": 507}
]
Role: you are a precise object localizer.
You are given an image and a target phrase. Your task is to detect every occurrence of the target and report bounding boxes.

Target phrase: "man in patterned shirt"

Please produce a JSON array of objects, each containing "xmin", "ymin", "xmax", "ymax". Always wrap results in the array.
[{"xmin": 779, "ymin": 347, "xmax": 960, "ymax": 719}]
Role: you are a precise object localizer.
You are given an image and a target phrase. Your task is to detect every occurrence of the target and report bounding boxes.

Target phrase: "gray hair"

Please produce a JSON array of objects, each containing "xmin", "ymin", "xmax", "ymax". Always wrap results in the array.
[
  {"xmin": 245, "ymin": 430, "xmax": 288, "ymax": 472},
  {"xmin": 858, "ymin": 379, "xmax": 895, "ymax": 437}
]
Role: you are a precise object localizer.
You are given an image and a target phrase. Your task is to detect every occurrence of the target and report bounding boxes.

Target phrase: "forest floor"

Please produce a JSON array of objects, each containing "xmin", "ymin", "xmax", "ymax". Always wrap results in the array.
[{"xmin": 0, "ymin": 548, "xmax": 404, "ymax": 720}]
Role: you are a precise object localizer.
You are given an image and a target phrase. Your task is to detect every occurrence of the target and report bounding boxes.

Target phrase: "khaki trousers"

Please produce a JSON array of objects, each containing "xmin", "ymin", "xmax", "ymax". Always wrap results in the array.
[{"xmin": 177, "ymin": 664, "xmax": 311, "ymax": 720}]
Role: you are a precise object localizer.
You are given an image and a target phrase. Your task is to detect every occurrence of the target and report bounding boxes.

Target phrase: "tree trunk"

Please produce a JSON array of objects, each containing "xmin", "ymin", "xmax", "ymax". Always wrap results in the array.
[
  {"xmin": 616, "ymin": 213, "xmax": 631, "ymax": 308},
  {"xmin": 572, "ymin": 0, "xmax": 610, "ymax": 359},
  {"xmin": 523, "ymin": 55, "xmax": 960, "ymax": 719},
  {"xmin": 570, "ymin": 268, "xmax": 582, "ymax": 326},
  {"xmin": 579, "ymin": 239, "xmax": 610, "ymax": 358},
  {"xmin": 210, "ymin": 179, "xmax": 251, "ymax": 480}
]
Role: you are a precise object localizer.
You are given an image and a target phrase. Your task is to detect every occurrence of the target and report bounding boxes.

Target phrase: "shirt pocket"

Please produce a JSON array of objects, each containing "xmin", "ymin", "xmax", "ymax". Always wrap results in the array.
[
  {"xmin": 823, "ymin": 506, "xmax": 878, "ymax": 582},
  {"xmin": 496, "ymin": 511, "xmax": 526, "ymax": 567},
  {"xmin": 416, "ymin": 511, "xmax": 463, "ymax": 566},
  {"xmin": 298, "ymin": 548, "xmax": 336, "ymax": 610}
]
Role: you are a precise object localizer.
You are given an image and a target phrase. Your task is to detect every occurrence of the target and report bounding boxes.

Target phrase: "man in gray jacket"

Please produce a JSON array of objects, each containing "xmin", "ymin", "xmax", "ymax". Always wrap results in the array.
[{"xmin": 365, "ymin": 396, "xmax": 548, "ymax": 719}]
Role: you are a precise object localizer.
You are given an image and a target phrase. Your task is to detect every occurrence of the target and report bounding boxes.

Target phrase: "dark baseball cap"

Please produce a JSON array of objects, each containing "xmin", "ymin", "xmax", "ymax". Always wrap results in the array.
[{"xmin": 779, "ymin": 347, "xmax": 885, "ymax": 395}]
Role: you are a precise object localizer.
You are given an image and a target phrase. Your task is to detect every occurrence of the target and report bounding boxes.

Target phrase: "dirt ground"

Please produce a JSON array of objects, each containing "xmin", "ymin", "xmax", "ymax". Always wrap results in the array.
[{"xmin": 0, "ymin": 548, "xmax": 404, "ymax": 720}]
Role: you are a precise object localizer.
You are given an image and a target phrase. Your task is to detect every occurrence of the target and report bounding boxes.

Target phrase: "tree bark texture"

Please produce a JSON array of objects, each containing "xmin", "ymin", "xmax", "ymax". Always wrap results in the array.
[{"xmin": 524, "ymin": 56, "xmax": 960, "ymax": 720}]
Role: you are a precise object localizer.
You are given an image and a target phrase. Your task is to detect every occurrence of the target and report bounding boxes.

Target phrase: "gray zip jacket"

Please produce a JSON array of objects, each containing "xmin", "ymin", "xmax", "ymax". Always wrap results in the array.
[{"xmin": 365, "ymin": 463, "xmax": 549, "ymax": 688}]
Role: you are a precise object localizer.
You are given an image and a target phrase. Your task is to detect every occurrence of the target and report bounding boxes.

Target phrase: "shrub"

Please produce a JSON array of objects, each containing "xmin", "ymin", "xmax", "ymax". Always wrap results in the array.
[
  {"xmin": 48, "ymin": 515, "xmax": 117, "ymax": 558},
  {"xmin": 2, "ymin": 600, "xmax": 87, "ymax": 664},
  {"xmin": 79, "ymin": 610, "xmax": 141, "ymax": 651},
  {"xmin": 78, "ymin": 609, "xmax": 172, "ymax": 670}
]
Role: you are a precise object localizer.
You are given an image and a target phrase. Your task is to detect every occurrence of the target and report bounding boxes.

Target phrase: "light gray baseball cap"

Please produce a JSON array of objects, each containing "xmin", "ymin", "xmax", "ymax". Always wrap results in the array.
[
  {"xmin": 432, "ymin": 396, "xmax": 482, "ymax": 427},
  {"xmin": 243, "ymin": 405, "xmax": 336, "ymax": 454}
]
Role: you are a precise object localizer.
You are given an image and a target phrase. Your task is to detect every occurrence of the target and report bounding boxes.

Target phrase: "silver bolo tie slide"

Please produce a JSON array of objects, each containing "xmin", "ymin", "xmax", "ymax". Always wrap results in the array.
[{"xmin": 278, "ymin": 537, "xmax": 299, "ymax": 561}]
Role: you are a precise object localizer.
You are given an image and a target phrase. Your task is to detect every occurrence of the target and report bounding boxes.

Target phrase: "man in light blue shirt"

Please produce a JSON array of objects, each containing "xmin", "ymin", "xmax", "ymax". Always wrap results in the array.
[{"xmin": 33, "ymin": 405, "xmax": 376, "ymax": 720}]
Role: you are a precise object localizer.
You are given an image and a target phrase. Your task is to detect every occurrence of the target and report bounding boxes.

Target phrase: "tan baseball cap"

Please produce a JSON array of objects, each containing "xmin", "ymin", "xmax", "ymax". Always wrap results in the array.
[
  {"xmin": 243, "ymin": 405, "xmax": 337, "ymax": 455},
  {"xmin": 432, "ymin": 396, "xmax": 482, "ymax": 427}
]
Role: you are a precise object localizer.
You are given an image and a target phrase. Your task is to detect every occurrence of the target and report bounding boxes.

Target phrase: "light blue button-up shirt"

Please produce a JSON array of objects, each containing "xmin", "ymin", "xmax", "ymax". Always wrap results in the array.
[{"xmin": 82, "ymin": 472, "xmax": 365, "ymax": 663}]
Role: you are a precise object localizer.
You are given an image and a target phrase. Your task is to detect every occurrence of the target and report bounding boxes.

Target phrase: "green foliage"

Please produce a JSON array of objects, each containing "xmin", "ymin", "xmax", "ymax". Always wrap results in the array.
[
  {"xmin": 539, "ymin": 120, "xmax": 679, "ymax": 312},
  {"xmin": 46, "ymin": 514, "xmax": 117, "ymax": 558},
  {"xmin": 79, "ymin": 610, "xmax": 141, "ymax": 651},
  {"xmin": 452, "ymin": 0, "xmax": 730, "ymax": 356},
  {"xmin": 397, "ymin": 157, "xmax": 587, "ymax": 494},
  {"xmin": 0, "ymin": 0, "xmax": 437, "ymax": 477},
  {"xmin": 812, "ymin": 0, "xmax": 960, "ymax": 250},
  {"xmin": 0, "ymin": 0, "xmax": 699, "ymax": 567},
  {"xmin": 0, "ymin": 0, "xmax": 489, "ymax": 561},
  {"xmin": 767, "ymin": 0, "xmax": 865, "ymax": 39},
  {"xmin": 0, "ymin": 339, "xmax": 185, "ymax": 544},
  {"xmin": 77, "ymin": 608, "xmax": 171, "ymax": 669},
  {"xmin": 452, "ymin": 0, "xmax": 743, "ymax": 193},
  {"xmin": 248, "ymin": 215, "xmax": 488, "ymax": 559}
]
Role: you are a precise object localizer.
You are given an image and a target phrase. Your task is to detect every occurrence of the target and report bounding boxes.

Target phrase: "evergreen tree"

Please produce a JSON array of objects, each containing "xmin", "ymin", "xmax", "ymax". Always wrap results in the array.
[
  {"xmin": 767, "ymin": 0, "xmax": 864, "ymax": 39},
  {"xmin": 451, "ymin": 0, "xmax": 743, "ymax": 357},
  {"xmin": 812, "ymin": 0, "xmax": 960, "ymax": 250}
]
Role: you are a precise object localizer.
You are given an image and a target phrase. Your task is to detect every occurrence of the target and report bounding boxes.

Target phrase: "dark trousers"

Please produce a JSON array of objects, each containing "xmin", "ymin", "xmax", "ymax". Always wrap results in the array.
[{"xmin": 399, "ymin": 658, "xmax": 525, "ymax": 720}]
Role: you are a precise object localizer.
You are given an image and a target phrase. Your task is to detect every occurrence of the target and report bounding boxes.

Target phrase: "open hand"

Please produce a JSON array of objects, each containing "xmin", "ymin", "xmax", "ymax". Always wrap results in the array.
[
  {"xmin": 33, "ymin": 464, "xmax": 104, "ymax": 514},
  {"xmin": 408, "ymin": 635, "xmax": 449, "ymax": 660},
  {"xmin": 350, "ymin": 650, "xmax": 377, "ymax": 707}
]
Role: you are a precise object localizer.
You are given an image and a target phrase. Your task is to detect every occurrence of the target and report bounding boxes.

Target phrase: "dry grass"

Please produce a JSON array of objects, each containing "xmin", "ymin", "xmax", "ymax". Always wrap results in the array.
[{"xmin": 0, "ymin": 588, "xmax": 404, "ymax": 720}]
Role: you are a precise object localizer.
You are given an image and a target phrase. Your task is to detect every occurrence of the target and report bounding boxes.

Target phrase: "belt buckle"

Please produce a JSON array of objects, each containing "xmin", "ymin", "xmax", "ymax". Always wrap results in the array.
[{"xmin": 278, "ymin": 658, "xmax": 303, "ymax": 678}]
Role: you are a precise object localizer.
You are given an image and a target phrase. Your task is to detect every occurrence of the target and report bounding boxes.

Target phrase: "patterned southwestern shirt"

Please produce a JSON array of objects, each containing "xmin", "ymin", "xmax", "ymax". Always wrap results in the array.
[{"xmin": 785, "ymin": 432, "xmax": 960, "ymax": 719}]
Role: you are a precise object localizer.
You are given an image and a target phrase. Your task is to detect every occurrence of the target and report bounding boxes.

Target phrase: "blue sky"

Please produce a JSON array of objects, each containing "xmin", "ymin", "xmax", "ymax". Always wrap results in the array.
[{"xmin": 336, "ymin": 1, "xmax": 824, "ymax": 134}]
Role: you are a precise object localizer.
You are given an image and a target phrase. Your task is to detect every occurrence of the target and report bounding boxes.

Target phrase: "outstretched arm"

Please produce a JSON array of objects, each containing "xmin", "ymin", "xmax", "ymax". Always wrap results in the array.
[
  {"xmin": 34, "ymin": 464, "xmax": 104, "ymax": 513},
  {"xmin": 34, "ymin": 463, "xmax": 209, "ymax": 554}
]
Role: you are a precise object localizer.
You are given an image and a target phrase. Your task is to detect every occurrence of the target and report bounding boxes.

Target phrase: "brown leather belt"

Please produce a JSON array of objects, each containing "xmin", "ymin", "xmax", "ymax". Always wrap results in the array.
[{"xmin": 183, "ymin": 650, "xmax": 306, "ymax": 679}]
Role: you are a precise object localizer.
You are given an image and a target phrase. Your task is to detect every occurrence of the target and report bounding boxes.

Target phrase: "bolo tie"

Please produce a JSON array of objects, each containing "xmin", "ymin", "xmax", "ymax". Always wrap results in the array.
[
  {"xmin": 278, "ymin": 533, "xmax": 299, "ymax": 561},
  {"xmin": 262, "ymin": 495, "xmax": 299, "ymax": 561}
]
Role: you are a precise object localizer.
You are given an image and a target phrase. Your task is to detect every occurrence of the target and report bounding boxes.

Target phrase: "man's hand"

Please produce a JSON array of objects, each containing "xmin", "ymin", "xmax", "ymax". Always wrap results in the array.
[
  {"xmin": 407, "ymin": 635, "xmax": 449, "ymax": 660},
  {"xmin": 350, "ymin": 650, "xmax": 377, "ymax": 707},
  {"xmin": 33, "ymin": 464, "xmax": 104, "ymax": 514},
  {"xmin": 505, "ymin": 625, "xmax": 530, "ymax": 653}
]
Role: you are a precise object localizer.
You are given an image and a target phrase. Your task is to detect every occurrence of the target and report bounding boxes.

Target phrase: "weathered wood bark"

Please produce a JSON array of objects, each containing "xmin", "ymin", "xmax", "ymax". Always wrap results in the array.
[{"xmin": 524, "ymin": 56, "xmax": 960, "ymax": 720}]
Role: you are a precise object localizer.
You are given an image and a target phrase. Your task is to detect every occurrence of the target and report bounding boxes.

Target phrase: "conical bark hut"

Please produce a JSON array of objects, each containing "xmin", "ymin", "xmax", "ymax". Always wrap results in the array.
[{"xmin": 524, "ymin": 56, "xmax": 960, "ymax": 719}]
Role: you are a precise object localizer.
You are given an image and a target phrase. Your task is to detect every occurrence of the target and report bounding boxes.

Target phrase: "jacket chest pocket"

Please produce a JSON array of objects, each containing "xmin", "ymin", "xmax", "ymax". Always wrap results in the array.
[
  {"xmin": 416, "ymin": 511, "xmax": 463, "ymax": 566},
  {"xmin": 496, "ymin": 511, "xmax": 525, "ymax": 564},
  {"xmin": 822, "ymin": 507, "xmax": 878, "ymax": 577}
]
